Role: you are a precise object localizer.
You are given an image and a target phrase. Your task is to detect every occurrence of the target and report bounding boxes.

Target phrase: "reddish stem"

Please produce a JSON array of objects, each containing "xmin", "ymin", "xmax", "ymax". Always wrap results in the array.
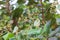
[{"xmin": 40, "ymin": 0, "xmax": 45, "ymax": 25}]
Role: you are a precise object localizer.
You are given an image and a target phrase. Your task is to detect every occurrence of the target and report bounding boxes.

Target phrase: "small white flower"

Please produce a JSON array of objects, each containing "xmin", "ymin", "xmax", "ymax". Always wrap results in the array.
[
  {"xmin": 56, "ymin": 5, "xmax": 60, "ymax": 14},
  {"xmin": 49, "ymin": 0, "xmax": 54, "ymax": 3},
  {"xmin": 9, "ymin": 0, "xmax": 17, "ymax": 5},
  {"xmin": 42, "ymin": 0, "xmax": 45, "ymax": 2},
  {"xmin": 24, "ymin": 0, "xmax": 29, "ymax": 5},
  {"xmin": 13, "ymin": 26, "xmax": 18, "ymax": 33},
  {"xmin": 34, "ymin": 19, "xmax": 40, "ymax": 27},
  {"xmin": 56, "ymin": 9, "xmax": 60, "ymax": 14},
  {"xmin": 13, "ymin": 4, "xmax": 17, "ymax": 10},
  {"xmin": 0, "ymin": 6, "xmax": 2, "ymax": 9}
]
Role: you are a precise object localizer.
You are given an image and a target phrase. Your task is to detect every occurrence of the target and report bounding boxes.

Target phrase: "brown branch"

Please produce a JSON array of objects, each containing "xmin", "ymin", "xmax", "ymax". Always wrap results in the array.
[
  {"xmin": 5, "ymin": 0, "xmax": 18, "ymax": 30},
  {"xmin": 6, "ymin": 0, "xmax": 11, "ymax": 16},
  {"xmin": 40, "ymin": 0, "xmax": 45, "ymax": 25}
]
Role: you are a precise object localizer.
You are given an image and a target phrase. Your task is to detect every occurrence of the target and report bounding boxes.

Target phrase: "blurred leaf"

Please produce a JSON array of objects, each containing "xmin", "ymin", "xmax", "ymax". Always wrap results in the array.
[
  {"xmin": 3, "ymin": 32, "xmax": 14, "ymax": 40},
  {"xmin": 9, "ymin": 37, "xmax": 16, "ymax": 40},
  {"xmin": 42, "ymin": 20, "xmax": 51, "ymax": 37},
  {"xmin": 0, "ymin": 1, "xmax": 5, "ymax": 4}
]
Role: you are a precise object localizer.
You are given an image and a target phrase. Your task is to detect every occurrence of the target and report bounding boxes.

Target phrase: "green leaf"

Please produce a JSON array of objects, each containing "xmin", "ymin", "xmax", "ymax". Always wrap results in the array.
[
  {"xmin": 0, "ymin": 10, "xmax": 2, "ymax": 15},
  {"xmin": 42, "ymin": 20, "xmax": 51, "ymax": 36},
  {"xmin": 17, "ymin": 0, "xmax": 25, "ymax": 4},
  {"xmin": 55, "ymin": 14, "xmax": 60, "ymax": 18},
  {"xmin": 3, "ymin": 32, "xmax": 14, "ymax": 40},
  {"xmin": 9, "ymin": 37, "xmax": 16, "ymax": 40},
  {"xmin": 0, "ymin": 1, "xmax": 5, "ymax": 4}
]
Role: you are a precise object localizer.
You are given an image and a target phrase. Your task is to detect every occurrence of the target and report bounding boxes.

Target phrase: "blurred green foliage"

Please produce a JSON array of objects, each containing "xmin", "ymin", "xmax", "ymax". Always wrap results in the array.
[{"xmin": 0, "ymin": 0, "xmax": 60, "ymax": 40}]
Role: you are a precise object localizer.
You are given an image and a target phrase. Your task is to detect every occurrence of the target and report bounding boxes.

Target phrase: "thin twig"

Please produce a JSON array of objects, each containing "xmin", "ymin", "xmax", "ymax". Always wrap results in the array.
[
  {"xmin": 40, "ymin": 0, "xmax": 45, "ymax": 25},
  {"xmin": 6, "ymin": 0, "xmax": 11, "ymax": 15}
]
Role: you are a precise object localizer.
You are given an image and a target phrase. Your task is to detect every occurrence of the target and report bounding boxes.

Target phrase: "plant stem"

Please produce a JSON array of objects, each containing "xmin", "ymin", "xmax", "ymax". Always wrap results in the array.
[
  {"xmin": 40, "ymin": 0, "xmax": 45, "ymax": 25},
  {"xmin": 6, "ymin": 0, "xmax": 11, "ymax": 15}
]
